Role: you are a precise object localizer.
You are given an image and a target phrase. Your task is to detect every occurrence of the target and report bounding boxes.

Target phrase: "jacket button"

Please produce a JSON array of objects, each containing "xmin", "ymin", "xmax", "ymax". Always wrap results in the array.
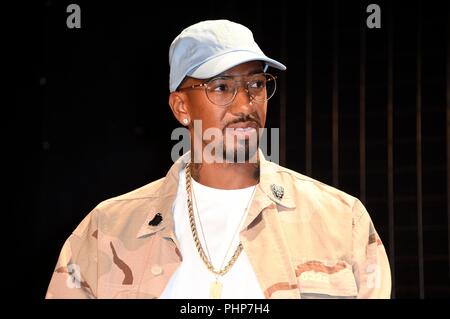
[{"xmin": 151, "ymin": 265, "xmax": 163, "ymax": 276}]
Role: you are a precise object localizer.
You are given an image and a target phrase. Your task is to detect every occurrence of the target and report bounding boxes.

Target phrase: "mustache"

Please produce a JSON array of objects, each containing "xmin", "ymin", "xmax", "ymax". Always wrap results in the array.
[{"xmin": 224, "ymin": 114, "xmax": 262, "ymax": 129}]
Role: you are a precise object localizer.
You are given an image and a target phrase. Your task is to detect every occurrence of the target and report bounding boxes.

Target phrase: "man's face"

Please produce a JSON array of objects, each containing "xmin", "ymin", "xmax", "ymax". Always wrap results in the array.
[{"xmin": 181, "ymin": 61, "xmax": 267, "ymax": 162}]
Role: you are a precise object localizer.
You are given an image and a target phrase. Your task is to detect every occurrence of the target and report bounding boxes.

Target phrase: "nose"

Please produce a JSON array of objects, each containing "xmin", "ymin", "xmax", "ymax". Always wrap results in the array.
[{"xmin": 228, "ymin": 86, "xmax": 255, "ymax": 114}]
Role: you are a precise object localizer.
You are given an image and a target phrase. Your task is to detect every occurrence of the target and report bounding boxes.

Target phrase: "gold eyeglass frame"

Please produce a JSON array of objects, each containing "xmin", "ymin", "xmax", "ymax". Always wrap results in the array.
[{"xmin": 177, "ymin": 72, "xmax": 277, "ymax": 106}]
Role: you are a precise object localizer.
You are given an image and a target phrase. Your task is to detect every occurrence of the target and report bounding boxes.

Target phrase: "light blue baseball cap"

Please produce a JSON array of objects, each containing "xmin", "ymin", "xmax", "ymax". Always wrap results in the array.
[{"xmin": 169, "ymin": 19, "xmax": 286, "ymax": 92}]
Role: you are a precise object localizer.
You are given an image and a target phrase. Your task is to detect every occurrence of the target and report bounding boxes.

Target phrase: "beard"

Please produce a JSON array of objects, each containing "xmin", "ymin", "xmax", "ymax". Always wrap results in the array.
[
  {"xmin": 222, "ymin": 130, "xmax": 259, "ymax": 163},
  {"xmin": 193, "ymin": 113, "xmax": 262, "ymax": 164},
  {"xmin": 222, "ymin": 113, "xmax": 262, "ymax": 163}
]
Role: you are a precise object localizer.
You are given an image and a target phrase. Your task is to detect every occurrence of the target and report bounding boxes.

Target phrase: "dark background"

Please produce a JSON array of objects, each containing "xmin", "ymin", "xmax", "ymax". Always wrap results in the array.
[{"xmin": 12, "ymin": 0, "xmax": 449, "ymax": 300}]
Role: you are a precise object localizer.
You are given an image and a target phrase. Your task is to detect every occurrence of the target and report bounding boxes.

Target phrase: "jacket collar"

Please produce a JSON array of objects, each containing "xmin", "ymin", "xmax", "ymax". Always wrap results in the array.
[
  {"xmin": 258, "ymin": 150, "xmax": 296, "ymax": 209},
  {"xmin": 135, "ymin": 152, "xmax": 190, "ymax": 241},
  {"xmin": 136, "ymin": 150, "xmax": 296, "ymax": 239}
]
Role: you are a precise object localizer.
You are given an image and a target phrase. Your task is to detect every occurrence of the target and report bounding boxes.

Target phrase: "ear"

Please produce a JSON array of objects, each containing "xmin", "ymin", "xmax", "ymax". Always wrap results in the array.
[{"xmin": 168, "ymin": 92, "xmax": 191, "ymax": 126}]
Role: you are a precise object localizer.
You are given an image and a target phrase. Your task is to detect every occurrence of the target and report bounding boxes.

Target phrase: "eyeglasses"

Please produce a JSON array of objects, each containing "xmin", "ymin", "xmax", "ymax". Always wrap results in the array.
[{"xmin": 177, "ymin": 73, "xmax": 277, "ymax": 107}]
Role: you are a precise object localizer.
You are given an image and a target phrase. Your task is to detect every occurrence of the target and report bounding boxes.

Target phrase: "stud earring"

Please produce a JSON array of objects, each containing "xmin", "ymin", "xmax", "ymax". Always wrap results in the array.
[{"xmin": 183, "ymin": 118, "xmax": 189, "ymax": 125}]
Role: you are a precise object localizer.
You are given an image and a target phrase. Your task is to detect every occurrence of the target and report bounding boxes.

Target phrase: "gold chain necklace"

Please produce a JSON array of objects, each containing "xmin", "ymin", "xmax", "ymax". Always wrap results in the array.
[{"xmin": 185, "ymin": 163, "xmax": 256, "ymax": 298}]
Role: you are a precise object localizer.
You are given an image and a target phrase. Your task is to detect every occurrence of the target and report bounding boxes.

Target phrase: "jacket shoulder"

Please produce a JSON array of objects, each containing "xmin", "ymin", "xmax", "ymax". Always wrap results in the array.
[
  {"xmin": 73, "ymin": 177, "xmax": 167, "ymax": 228},
  {"xmin": 72, "ymin": 176, "xmax": 170, "ymax": 239},
  {"xmin": 268, "ymin": 161, "xmax": 359, "ymax": 211},
  {"xmin": 96, "ymin": 177, "xmax": 166, "ymax": 207}
]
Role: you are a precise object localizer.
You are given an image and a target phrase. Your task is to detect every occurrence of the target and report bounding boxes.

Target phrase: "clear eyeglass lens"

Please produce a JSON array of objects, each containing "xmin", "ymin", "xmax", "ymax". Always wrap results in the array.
[{"xmin": 205, "ymin": 73, "xmax": 276, "ymax": 106}]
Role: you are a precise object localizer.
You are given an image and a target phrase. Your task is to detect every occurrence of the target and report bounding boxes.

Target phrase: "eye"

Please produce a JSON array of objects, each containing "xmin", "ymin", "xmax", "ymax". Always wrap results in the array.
[
  {"xmin": 214, "ymin": 84, "xmax": 228, "ymax": 92},
  {"xmin": 249, "ymin": 79, "xmax": 265, "ymax": 90},
  {"xmin": 208, "ymin": 79, "xmax": 232, "ymax": 94}
]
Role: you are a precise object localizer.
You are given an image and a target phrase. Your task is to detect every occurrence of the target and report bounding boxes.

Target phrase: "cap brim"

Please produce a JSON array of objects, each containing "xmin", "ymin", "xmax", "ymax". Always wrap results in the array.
[{"xmin": 187, "ymin": 50, "xmax": 286, "ymax": 79}]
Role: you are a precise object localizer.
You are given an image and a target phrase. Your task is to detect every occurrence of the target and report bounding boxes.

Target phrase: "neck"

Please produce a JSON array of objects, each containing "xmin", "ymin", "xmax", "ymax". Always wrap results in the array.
[{"xmin": 190, "ymin": 161, "xmax": 260, "ymax": 190}]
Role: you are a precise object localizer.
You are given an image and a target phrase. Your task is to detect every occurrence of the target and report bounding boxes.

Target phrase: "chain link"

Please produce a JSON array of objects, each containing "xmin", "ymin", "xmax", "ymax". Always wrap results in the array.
[{"xmin": 185, "ymin": 163, "xmax": 244, "ymax": 276}]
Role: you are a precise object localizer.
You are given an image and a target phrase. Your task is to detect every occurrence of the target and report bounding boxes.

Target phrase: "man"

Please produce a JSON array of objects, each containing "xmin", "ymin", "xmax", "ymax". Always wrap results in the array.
[{"xmin": 46, "ymin": 19, "xmax": 391, "ymax": 299}]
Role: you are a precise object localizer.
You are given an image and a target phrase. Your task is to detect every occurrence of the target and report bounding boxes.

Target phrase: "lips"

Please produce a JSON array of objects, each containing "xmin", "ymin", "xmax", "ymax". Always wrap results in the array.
[{"xmin": 224, "ymin": 121, "xmax": 259, "ymax": 141}]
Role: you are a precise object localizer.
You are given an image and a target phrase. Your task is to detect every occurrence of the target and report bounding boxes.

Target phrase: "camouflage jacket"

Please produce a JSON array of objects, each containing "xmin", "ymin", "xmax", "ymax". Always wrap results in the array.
[{"xmin": 46, "ymin": 151, "xmax": 391, "ymax": 299}]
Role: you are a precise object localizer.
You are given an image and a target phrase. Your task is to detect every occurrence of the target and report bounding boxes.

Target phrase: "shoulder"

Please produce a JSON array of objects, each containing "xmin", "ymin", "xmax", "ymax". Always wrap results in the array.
[
  {"xmin": 269, "ymin": 161, "xmax": 358, "ymax": 207},
  {"xmin": 266, "ymin": 161, "xmax": 367, "ymax": 221},
  {"xmin": 72, "ymin": 177, "xmax": 169, "ymax": 237},
  {"xmin": 266, "ymin": 162, "xmax": 376, "ymax": 261},
  {"xmin": 101, "ymin": 177, "xmax": 166, "ymax": 204}
]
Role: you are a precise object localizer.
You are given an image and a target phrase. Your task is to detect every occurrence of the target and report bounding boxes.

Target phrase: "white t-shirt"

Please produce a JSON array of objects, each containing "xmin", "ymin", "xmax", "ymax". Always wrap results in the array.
[{"xmin": 159, "ymin": 168, "xmax": 265, "ymax": 299}]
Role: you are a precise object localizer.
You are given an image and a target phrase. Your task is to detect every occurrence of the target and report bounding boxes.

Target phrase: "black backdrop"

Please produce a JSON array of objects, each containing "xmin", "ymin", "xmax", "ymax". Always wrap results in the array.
[{"xmin": 12, "ymin": 0, "xmax": 449, "ymax": 300}]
